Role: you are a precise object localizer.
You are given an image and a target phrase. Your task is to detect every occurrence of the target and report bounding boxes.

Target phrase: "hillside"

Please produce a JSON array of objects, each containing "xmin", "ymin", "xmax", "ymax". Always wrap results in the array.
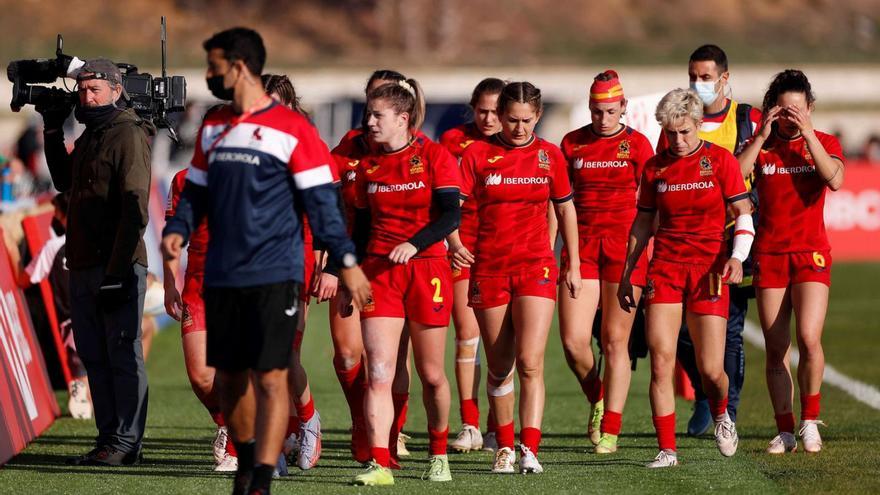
[{"xmin": 1, "ymin": 0, "xmax": 877, "ymax": 67}]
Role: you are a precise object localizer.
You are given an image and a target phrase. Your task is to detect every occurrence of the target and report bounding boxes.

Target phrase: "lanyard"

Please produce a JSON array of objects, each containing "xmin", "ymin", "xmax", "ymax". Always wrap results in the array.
[{"xmin": 205, "ymin": 95, "xmax": 273, "ymax": 156}]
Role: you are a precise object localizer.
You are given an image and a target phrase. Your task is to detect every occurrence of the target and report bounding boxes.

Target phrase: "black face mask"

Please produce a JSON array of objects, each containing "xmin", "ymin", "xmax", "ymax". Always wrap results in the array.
[
  {"xmin": 51, "ymin": 217, "xmax": 66, "ymax": 236},
  {"xmin": 74, "ymin": 103, "xmax": 119, "ymax": 128},
  {"xmin": 207, "ymin": 74, "xmax": 235, "ymax": 101}
]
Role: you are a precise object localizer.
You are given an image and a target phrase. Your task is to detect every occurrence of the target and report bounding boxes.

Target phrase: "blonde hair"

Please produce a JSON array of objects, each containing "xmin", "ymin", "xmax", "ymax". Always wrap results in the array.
[{"xmin": 655, "ymin": 88, "xmax": 703, "ymax": 128}]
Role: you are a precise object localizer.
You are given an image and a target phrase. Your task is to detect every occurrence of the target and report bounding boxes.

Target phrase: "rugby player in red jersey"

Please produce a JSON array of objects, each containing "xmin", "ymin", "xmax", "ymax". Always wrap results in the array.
[
  {"xmin": 737, "ymin": 70, "xmax": 845, "ymax": 455},
  {"xmin": 619, "ymin": 88, "xmax": 754, "ymax": 468},
  {"xmin": 454, "ymin": 82, "xmax": 581, "ymax": 474},
  {"xmin": 659, "ymin": 45, "xmax": 763, "ymax": 439},
  {"xmin": 163, "ymin": 167, "xmax": 238, "ymax": 472},
  {"xmin": 326, "ymin": 70, "xmax": 416, "ymax": 464},
  {"xmin": 559, "ymin": 71, "xmax": 653, "ymax": 453},
  {"xmin": 262, "ymin": 74, "xmax": 323, "ymax": 470},
  {"xmin": 439, "ymin": 77, "xmax": 505, "ymax": 453},
  {"xmin": 348, "ymin": 78, "xmax": 461, "ymax": 486}
]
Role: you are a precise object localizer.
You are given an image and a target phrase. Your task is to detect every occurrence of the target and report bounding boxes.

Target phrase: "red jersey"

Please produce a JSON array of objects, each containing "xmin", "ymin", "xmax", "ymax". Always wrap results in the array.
[
  {"xmin": 752, "ymin": 130, "xmax": 844, "ymax": 254},
  {"xmin": 561, "ymin": 125, "xmax": 653, "ymax": 238},
  {"xmin": 440, "ymin": 123, "xmax": 486, "ymax": 248},
  {"xmin": 165, "ymin": 168, "xmax": 209, "ymax": 276},
  {"xmin": 637, "ymin": 142, "xmax": 749, "ymax": 264},
  {"xmin": 354, "ymin": 136, "xmax": 460, "ymax": 258},
  {"xmin": 460, "ymin": 135, "xmax": 573, "ymax": 276},
  {"xmin": 332, "ymin": 129, "xmax": 374, "ymax": 223}
]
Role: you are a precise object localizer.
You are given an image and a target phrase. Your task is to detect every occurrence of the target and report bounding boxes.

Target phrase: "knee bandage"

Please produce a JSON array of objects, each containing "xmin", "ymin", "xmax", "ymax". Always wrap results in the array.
[
  {"xmin": 487, "ymin": 367, "xmax": 515, "ymax": 397},
  {"xmin": 455, "ymin": 337, "xmax": 480, "ymax": 363}
]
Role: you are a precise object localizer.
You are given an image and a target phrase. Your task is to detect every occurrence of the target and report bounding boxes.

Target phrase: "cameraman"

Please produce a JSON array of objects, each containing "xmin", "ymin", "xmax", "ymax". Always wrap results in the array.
[{"xmin": 39, "ymin": 58, "xmax": 154, "ymax": 466}]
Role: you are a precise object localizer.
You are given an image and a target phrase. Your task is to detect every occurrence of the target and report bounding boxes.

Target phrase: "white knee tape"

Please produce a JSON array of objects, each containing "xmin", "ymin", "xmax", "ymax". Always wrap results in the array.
[
  {"xmin": 456, "ymin": 337, "xmax": 480, "ymax": 347},
  {"xmin": 455, "ymin": 337, "xmax": 480, "ymax": 363},
  {"xmin": 487, "ymin": 380, "xmax": 514, "ymax": 397},
  {"xmin": 487, "ymin": 366, "xmax": 515, "ymax": 396}
]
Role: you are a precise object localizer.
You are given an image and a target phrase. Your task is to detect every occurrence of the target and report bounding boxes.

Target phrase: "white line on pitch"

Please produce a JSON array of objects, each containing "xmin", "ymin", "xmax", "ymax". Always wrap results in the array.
[{"xmin": 743, "ymin": 320, "xmax": 880, "ymax": 411}]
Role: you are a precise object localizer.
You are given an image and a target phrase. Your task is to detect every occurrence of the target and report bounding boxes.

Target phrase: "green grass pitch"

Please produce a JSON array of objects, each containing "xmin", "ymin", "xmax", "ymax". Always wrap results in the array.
[{"xmin": 2, "ymin": 263, "xmax": 878, "ymax": 494}]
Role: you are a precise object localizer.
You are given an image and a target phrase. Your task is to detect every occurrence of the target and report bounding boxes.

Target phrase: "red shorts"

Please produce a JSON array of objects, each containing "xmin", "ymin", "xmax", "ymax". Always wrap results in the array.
[
  {"xmin": 469, "ymin": 264, "xmax": 559, "ymax": 309},
  {"xmin": 451, "ymin": 257, "xmax": 471, "ymax": 284},
  {"xmin": 571, "ymin": 235, "xmax": 647, "ymax": 286},
  {"xmin": 645, "ymin": 258, "xmax": 729, "ymax": 318},
  {"xmin": 753, "ymin": 250, "xmax": 832, "ymax": 288},
  {"xmin": 361, "ymin": 256, "xmax": 453, "ymax": 327},
  {"xmin": 300, "ymin": 248, "xmax": 317, "ymax": 303},
  {"xmin": 181, "ymin": 273, "xmax": 206, "ymax": 335}
]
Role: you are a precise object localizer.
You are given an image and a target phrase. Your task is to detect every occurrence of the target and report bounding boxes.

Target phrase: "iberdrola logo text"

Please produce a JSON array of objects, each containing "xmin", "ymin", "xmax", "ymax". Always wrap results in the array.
[
  {"xmin": 485, "ymin": 173, "xmax": 548, "ymax": 186},
  {"xmin": 656, "ymin": 180, "xmax": 715, "ymax": 193},
  {"xmin": 367, "ymin": 181, "xmax": 426, "ymax": 194}
]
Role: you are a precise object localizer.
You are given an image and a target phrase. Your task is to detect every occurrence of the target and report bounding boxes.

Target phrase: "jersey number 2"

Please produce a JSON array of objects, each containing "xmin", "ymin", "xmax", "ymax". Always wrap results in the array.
[{"xmin": 431, "ymin": 278, "xmax": 444, "ymax": 303}]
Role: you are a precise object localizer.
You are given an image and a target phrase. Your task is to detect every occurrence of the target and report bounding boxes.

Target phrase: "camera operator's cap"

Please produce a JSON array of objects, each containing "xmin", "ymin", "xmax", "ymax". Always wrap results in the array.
[{"xmin": 78, "ymin": 58, "xmax": 128, "ymax": 97}]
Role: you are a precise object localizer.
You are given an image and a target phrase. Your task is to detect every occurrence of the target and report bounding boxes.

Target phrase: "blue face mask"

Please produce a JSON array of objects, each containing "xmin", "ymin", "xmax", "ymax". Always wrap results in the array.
[{"xmin": 690, "ymin": 80, "xmax": 720, "ymax": 106}]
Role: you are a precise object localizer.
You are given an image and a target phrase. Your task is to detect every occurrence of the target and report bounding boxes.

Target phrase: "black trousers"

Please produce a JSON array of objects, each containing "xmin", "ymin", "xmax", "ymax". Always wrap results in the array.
[{"xmin": 69, "ymin": 264, "xmax": 148, "ymax": 454}]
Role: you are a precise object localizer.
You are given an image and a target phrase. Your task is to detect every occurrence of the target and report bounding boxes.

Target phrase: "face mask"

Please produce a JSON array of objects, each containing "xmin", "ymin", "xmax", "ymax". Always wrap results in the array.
[
  {"xmin": 690, "ymin": 80, "xmax": 720, "ymax": 106},
  {"xmin": 74, "ymin": 103, "xmax": 119, "ymax": 128},
  {"xmin": 206, "ymin": 66, "xmax": 236, "ymax": 101}
]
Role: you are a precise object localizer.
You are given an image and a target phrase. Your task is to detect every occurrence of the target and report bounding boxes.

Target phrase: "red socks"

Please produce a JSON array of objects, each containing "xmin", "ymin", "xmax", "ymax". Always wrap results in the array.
[
  {"xmin": 393, "ymin": 393, "xmax": 409, "ymax": 432},
  {"xmin": 581, "ymin": 374, "xmax": 605, "ymax": 404},
  {"xmin": 333, "ymin": 358, "xmax": 366, "ymax": 423},
  {"xmin": 460, "ymin": 399, "xmax": 480, "ymax": 427},
  {"xmin": 496, "ymin": 422, "xmax": 515, "ymax": 449},
  {"xmin": 652, "ymin": 413, "xmax": 676, "ymax": 452},
  {"xmin": 390, "ymin": 393, "xmax": 409, "ymax": 458},
  {"xmin": 709, "ymin": 396, "xmax": 729, "ymax": 421},
  {"xmin": 429, "ymin": 428, "xmax": 449, "ymax": 456},
  {"xmin": 772, "ymin": 393, "xmax": 820, "ymax": 434},
  {"xmin": 371, "ymin": 447, "xmax": 391, "ymax": 468},
  {"xmin": 296, "ymin": 396, "xmax": 315, "ymax": 423},
  {"xmin": 520, "ymin": 427, "xmax": 541, "ymax": 454},
  {"xmin": 801, "ymin": 393, "xmax": 821, "ymax": 421},
  {"xmin": 775, "ymin": 412, "xmax": 795, "ymax": 434},
  {"xmin": 601, "ymin": 410, "xmax": 623, "ymax": 436}
]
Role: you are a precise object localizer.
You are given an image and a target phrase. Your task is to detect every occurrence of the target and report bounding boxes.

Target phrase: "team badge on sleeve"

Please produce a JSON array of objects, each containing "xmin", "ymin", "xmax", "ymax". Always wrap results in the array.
[
  {"xmin": 617, "ymin": 140, "xmax": 631, "ymax": 159},
  {"xmin": 538, "ymin": 149, "xmax": 550, "ymax": 170},
  {"xmin": 699, "ymin": 156, "xmax": 713, "ymax": 177}
]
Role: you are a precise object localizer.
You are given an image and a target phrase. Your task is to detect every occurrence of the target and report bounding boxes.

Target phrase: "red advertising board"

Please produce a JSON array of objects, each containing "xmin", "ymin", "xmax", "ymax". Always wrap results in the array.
[
  {"xmin": 21, "ymin": 212, "xmax": 73, "ymax": 385},
  {"xmin": 0, "ymin": 227, "xmax": 59, "ymax": 466},
  {"xmin": 825, "ymin": 164, "xmax": 880, "ymax": 261}
]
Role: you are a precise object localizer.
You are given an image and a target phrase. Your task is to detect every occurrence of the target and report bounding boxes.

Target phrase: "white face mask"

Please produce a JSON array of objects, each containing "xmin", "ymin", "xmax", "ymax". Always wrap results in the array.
[{"xmin": 690, "ymin": 80, "xmax": 720, "ymax": 106}]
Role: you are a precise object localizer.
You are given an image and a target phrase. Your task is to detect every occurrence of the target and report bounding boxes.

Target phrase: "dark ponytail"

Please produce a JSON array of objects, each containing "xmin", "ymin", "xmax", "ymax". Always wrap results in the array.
[{"xmin": 762, "ymin": 69, "xmax": 816, "ymax": 114}]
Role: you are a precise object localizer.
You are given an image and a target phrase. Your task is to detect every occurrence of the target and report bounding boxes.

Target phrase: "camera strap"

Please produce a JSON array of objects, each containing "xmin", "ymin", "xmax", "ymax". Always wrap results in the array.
[{"xmin": 205, "ymin": 95, "xmax": 273, "ymax": 156}]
